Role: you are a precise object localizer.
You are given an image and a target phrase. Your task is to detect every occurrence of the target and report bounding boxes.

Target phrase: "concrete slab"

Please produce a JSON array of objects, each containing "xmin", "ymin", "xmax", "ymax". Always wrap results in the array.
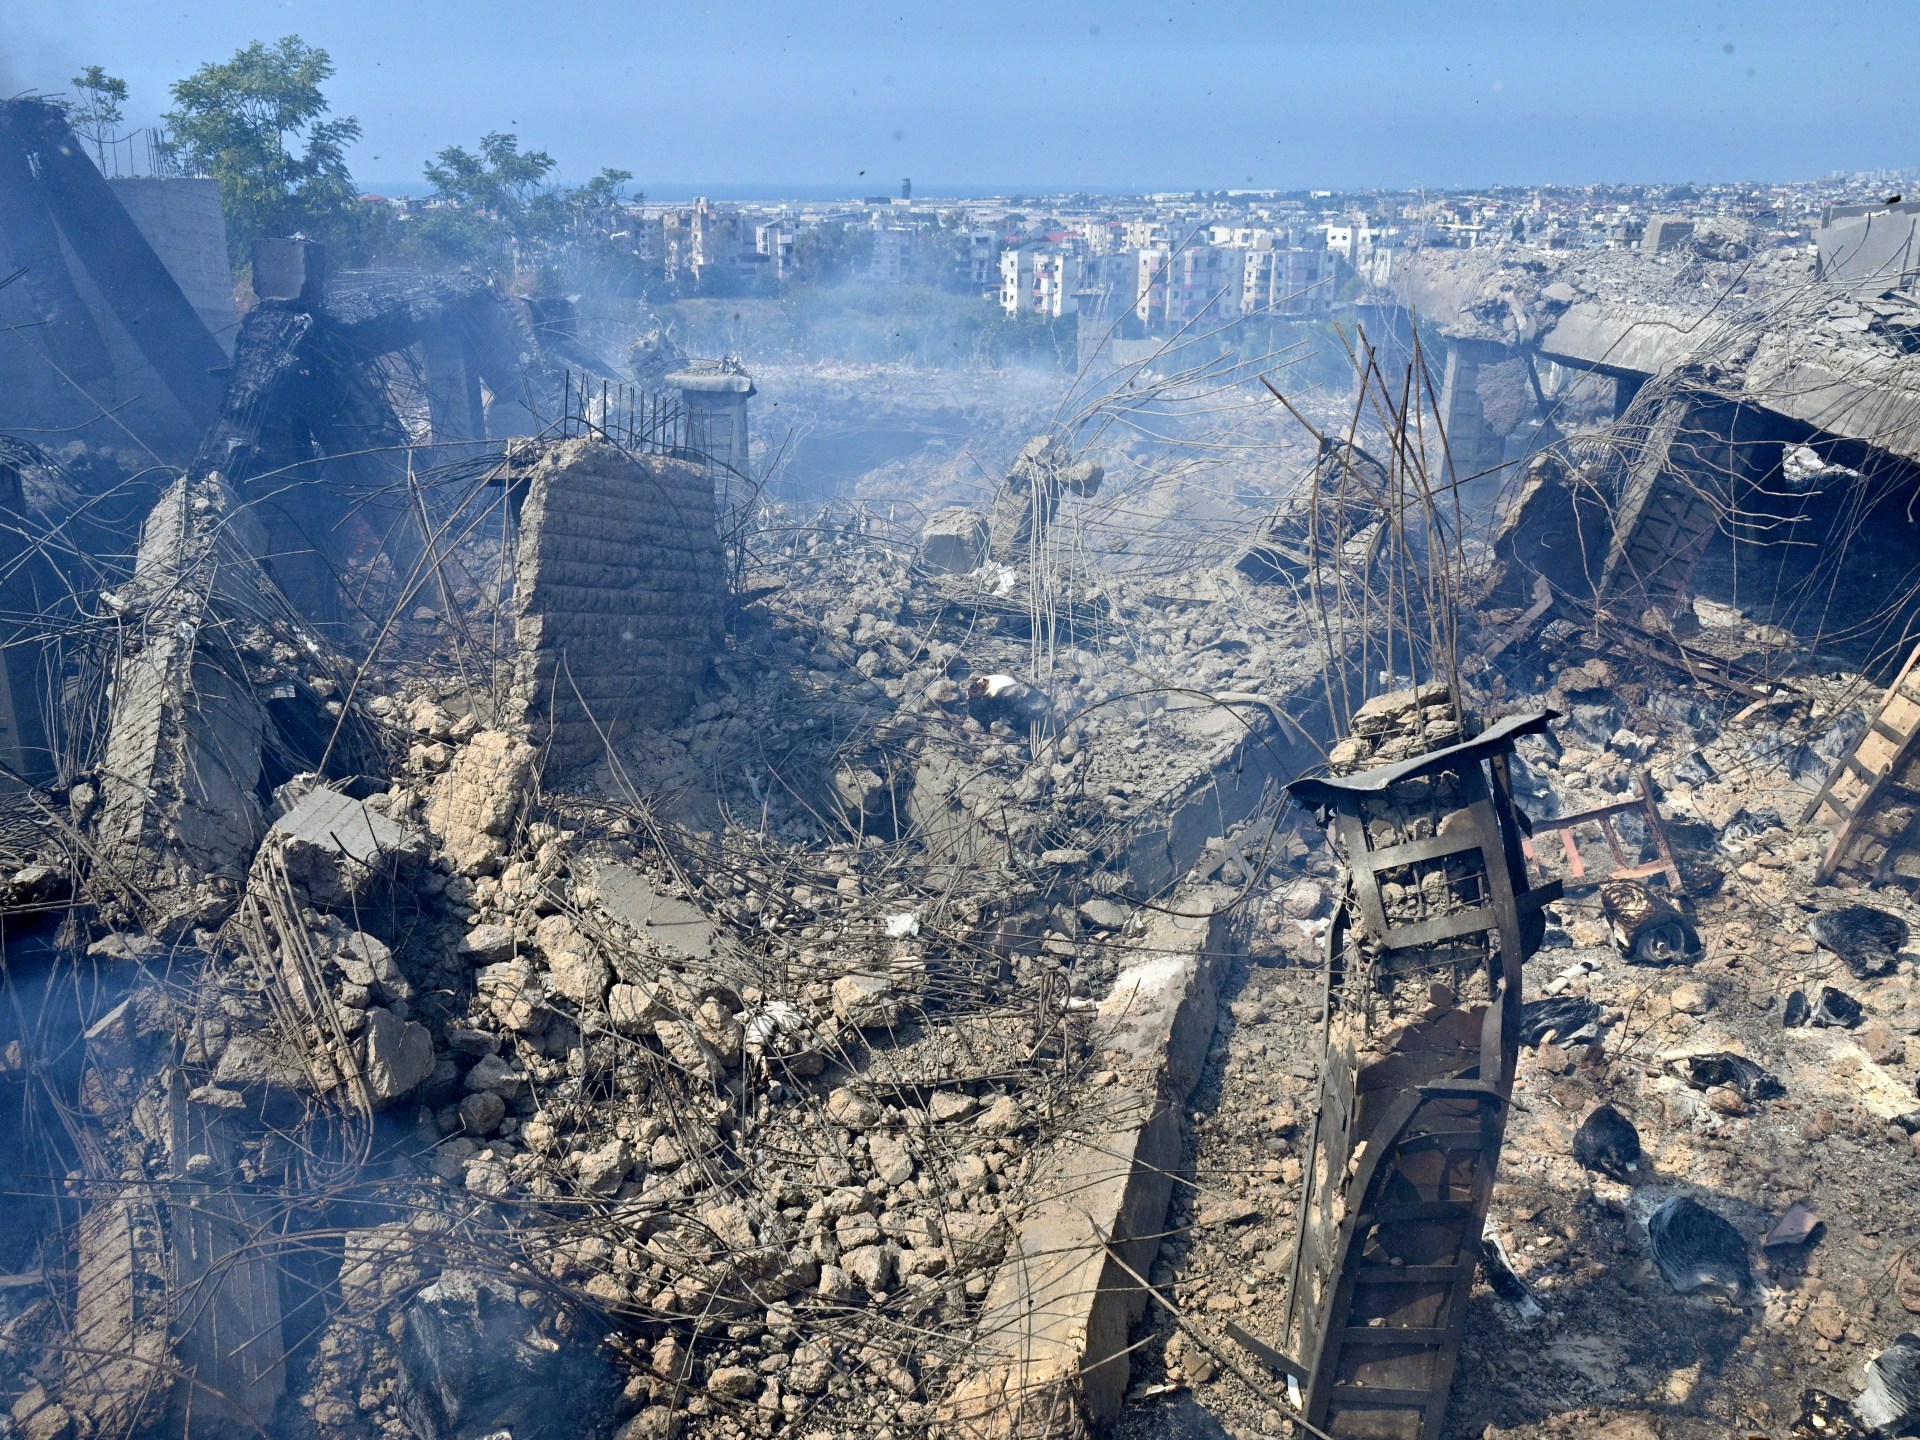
[
  {"xmin": 270, "ymin": 787, "xmax": 418, "ymax": 909},
  {"xmin": 942, "ymin": 885, "xmax": 1237, "ymax": 1438},
  {"xmin": 587, "ymin": 859, "xmax": 718, "ymax": 960}
]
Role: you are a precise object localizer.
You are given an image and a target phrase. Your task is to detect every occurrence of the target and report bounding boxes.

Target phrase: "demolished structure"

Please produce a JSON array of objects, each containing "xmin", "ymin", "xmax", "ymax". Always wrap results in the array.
[{"xmin": 3, "ymin": 102, "xmax": 1920, "ymax": 1440}]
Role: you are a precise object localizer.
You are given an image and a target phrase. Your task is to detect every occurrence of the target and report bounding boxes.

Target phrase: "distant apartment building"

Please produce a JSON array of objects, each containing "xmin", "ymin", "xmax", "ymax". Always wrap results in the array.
[
  {"xmin": 624, "ymin": 211, "xmax": 666, "ymax": 264},
  {"xmin": 755, "ymin": 221, "xmax": 794, "ymax": 279},
  {"xmin": 869, "ymin": 227, "xmax": 915, "ymax": 286},
  {"xmin": 662, "ymin": 197, "xmax": 746, "ymax": 282},
  {"xmin": 1242, "ymin": 233, "xmax": 1335, "ymax": 316},
  {"xmin": 959, "ymin": 229, "xmax": 1001, "ymax": 295},
  {"xmin": 1325, "ymin": 218, "xmax": 1369, "ymax": 261},
  {"xmin": 1000, "ymin": 245, "xmax": 1081, "ymax": 317},
  {"xmin": 1156, "ymin": 245, "xmax": 1247, "ymax": 330}
]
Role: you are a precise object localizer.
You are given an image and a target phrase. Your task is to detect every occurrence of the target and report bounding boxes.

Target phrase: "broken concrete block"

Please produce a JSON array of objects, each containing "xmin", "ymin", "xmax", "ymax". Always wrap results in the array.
[
  {"xmin": 842, "ymin": 1243, "xmax": 896, "ymax": 1293},
  {"xmin": 269, "ymin": 787, "xmax": 423, "ymax": 910},
  {"xmin": 918, "ymin": 506, "xmax": 990, "ymax": 575},
  {"xmin": 832, "ymin": 972, "xmax": 903, "ymax": 1029},
  {"xmin": 358, "ymin": 1007, "xmax": 434, "ymax": 1105},
  {"xmin": 588, "ymin": 861, "xmax": 717, "ymax": 959},
  {"xmin": 425, "ymin": 730, "xmax": 536, "ymax": 876},
  {"xmin": 974, "ymin": 1094, "xmax": 1022, "ymax": 1136},
  {"xmin": 10, "ymin": 1386, "xmax": 72, "ymax": 1440},
  {"xmin": 457, "ymin": 1091, "xmax": 505, "ymax": 1135},
  {"xmin": 576, "ymin": 1139, "xmax": 631, "ymax": 1195},
  {"xmin": 463, "ymin": 1053, "xmax": 526, "ymax": 1098},
  {"xmin": 869, "ymin": 1133, "xmax": 915, "ymax": 1187},
  {"xmin": 505, "ymin": 439, "xmax": 727, "ymax": 769},
  {"xmin": 534, "ymin": 914, "xmax": 609, "ymax": 1006},
  {"xmin": 212, "ymin": 1031, "xmax": 308, "ymax": 1094},
  {"xmin": 476, "ymin": 959, "xmax": 547, "ymax": 1033},
  {"xmin": 654, "ymin": 1018, "xmax": 721, "ymax": 1077},
  {"xmin": 457, "ymin": 923, "xmax": 515, "ymax": 965},
  {"xmin": 826, "ymin": 1086, "xmax": 882, "ymax": 1129},
  {"xmin": 331, "ymin": 929, "xmax": 413, "ymax": 1001},
  {"xmin": 606, "ymin": 981, "xmax": 673, "ymax": 1033},
  {"xmin": 928, "ymin": 1091, "xmax": 978, "ymax": 1123},
  {"xmin": 85, "ymin": 933, "xmax": 164, "ymax": 963}
]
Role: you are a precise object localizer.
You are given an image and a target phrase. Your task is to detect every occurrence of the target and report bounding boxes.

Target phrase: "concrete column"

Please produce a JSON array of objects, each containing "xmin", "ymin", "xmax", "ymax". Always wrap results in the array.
[
  {"xmin": 0, "ymin": 452, "xmax": 53, "ymax": 786},
  {"xmin": 1438, "ymin": 336, "xmax": 1511, "ymax": 482},
  {"xmin": 666, "ymin": 368, "xmax": 755, "ymax": 476},
  {"xmin": 419, "ymin": 324, "xmax": 484, "ymax": 449}
]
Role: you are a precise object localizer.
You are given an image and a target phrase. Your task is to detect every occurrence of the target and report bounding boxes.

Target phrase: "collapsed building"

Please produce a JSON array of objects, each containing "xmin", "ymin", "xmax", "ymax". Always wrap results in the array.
[{"xmin": 2, "ymin": 103, "xmax": 1920, "ymax": 1440}]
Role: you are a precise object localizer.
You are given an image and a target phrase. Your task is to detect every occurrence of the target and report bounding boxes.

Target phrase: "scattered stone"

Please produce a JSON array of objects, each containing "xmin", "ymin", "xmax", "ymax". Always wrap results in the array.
[
  {"xmin": 842, "ymin": 1243, "xmax": 895, "ymax": 1293},
  {"xmin": 1668, "ymin": 981, "xmax": 1711, "ymax": 1016},
  {"xmin": 707, "ymin": 1366, "xmax": 758, "ymax": 1400},
  {"xmin": 869, "ymin": 1133, "xmax": 915, "ymax": 1187},
  {"xmin": 458, "ymin": 923, "xmax": 516, "ymax": 964},
  {"xmin": 577, "ymin": 1139, "xmax": 632, "ymax": 1196},
  {"xmin": 832, "ymin": 972, "xmax": 904, "ymax": 1029},
  {"xmin": 974, "ymin": 1094, "xmax": 1022, "ymax": 1136}
]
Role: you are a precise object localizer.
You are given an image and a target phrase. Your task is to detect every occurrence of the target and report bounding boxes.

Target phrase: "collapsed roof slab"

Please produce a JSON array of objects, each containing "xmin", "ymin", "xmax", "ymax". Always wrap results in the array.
[{"xmin": 1391, "ymin": 250, "xmax": 1920, "ymax": 473}]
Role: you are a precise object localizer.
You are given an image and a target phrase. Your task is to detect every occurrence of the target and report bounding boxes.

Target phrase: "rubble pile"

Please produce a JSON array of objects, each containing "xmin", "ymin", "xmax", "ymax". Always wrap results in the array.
[
  {"xmin": 1119, "ymin": 605, "xmax": 1920, "ymax": 1440},
  {"xmin": 5, "ymin": 132, "xmax": 1920, "ymax": 1440}
]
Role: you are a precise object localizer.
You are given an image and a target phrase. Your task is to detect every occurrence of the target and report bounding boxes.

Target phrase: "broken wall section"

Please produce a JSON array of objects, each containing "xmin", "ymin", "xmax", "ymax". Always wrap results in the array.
[{"xmin": 508, "ymin": 437, "xmax": 727, "ymax": 771}]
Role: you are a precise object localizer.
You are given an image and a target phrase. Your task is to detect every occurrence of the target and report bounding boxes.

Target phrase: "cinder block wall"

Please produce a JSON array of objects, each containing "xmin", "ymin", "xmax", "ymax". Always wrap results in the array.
[{"xmin": 509, "ymin": 437, "xmax": 727, "ymax": 770}]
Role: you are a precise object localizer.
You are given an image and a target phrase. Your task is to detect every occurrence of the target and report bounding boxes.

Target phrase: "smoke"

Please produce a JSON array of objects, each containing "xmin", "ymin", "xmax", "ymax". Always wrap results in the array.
[{"xmin": 0, "ymin": 16, "xmax": 83, "ymax": 102}]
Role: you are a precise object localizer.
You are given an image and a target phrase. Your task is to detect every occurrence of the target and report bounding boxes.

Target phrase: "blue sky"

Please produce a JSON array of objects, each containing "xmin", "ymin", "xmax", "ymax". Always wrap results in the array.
[{"xmin": 8, "ymin": 1, "xmax": 1914, "ymax": 193}]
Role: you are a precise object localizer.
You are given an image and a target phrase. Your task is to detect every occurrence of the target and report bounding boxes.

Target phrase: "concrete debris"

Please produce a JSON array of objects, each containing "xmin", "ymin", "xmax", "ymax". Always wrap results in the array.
[
  {"xmin": 916, "ymin": 505, "xmax": 990, "ymax": 575},
  {"xmin": 504, "ymin": 436, "xmax": 727, "ymax": 770},
  {"xmin": 4, "ymin": 136, "xmax": 1920, "ymax": 1440},
  {"xmin": 268, "ymin": 786, "xmax": 427, "ymax": 909}
]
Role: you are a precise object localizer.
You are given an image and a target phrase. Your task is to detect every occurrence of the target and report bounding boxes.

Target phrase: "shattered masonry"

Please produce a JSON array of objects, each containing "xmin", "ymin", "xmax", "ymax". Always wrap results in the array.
[{"xmin": 2, "ymin": 99, "xmax": 1920, "ymax": 1440}]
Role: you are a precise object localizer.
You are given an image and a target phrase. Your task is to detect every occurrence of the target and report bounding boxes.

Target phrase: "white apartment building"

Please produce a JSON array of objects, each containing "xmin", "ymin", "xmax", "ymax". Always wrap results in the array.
[
  {"xmin": 868, "ymin": 227, "xmax": 915, "ymax": 286},
  {"xmin": 1152, "ymin": 247, "xmax": 1244, "ymax": 332},
  {"xmin": 1241, "ymin": 232, "xmax": 1336, "ymax": 316},
  {"xmin": 999, "ymin": 246, "xmax": 1081, "ymax": 317},
  {"xmin": 755, "ymin": 221, "xmax": 794, "ymax": 279}
]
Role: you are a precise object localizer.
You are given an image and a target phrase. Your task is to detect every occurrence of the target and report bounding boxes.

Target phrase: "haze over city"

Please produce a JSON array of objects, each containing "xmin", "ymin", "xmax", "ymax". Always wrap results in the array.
[{"xmin": 9, "ymin": 0, "xmax": 1919, "ymax": 191}]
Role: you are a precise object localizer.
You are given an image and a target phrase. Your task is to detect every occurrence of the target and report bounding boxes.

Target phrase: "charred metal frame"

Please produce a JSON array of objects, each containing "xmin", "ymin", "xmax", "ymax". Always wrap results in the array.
[{"xmin": 1271, "ymin": 709, "xmax": 1560, "ymax": 1440}]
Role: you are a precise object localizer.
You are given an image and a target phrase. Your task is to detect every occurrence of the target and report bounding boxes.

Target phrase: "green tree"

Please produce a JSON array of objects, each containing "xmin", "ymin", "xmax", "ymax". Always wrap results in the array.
[
  {"xmin": 423, "ymin": 131, "xmax": 555, "ymax": 214},
  {"xmin": 165, "ymin": 36, "xmax": 365, "ymax": 265},
  {"xmin": 67, "ymin": 66, "xmax": 128, "ymax": 167},
  {"xmin": 417, "ymin": 132, "xmax": 557, "ymax": 275},
  {"xmin": 786, "ymin": 222, "xmax": 873, "ymax": 286}
]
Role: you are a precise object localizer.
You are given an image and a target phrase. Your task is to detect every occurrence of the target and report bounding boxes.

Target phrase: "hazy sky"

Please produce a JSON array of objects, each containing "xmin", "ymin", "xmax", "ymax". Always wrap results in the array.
[{"xmin": 7, "ymin": 1, "xmax": 1914, "ymax": 194}]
